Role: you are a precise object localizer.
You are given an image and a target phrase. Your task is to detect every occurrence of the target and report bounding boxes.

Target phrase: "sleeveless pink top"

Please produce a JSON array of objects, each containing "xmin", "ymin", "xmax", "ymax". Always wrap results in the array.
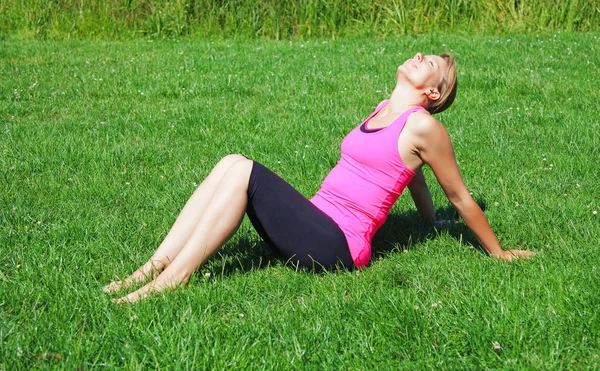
[{"xmin": 310, "ymin": 101, "xmax": 425, "ymax": 267}]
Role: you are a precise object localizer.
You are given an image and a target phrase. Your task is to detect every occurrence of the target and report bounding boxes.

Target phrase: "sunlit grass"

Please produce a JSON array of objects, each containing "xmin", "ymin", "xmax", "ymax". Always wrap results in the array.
[
  {"xmin": 1, "ymin": 33, "xmax": 599, "ymax": 369},
  {"xmin": 1, "ymin": 0, "xmax": 599, "ymax": 39}
]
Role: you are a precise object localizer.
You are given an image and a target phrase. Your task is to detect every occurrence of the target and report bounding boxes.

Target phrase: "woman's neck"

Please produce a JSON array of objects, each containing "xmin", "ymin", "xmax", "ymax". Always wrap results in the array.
[{"xmin": 385, "ymin": 85, "xmax": 427, "ymax": 114}]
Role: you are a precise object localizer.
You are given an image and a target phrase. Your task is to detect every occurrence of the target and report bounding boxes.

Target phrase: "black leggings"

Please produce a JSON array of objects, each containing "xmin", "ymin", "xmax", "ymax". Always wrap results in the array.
[{"xmin": 245, "ymin": 161, "xmax": 354, "ymax": 271}]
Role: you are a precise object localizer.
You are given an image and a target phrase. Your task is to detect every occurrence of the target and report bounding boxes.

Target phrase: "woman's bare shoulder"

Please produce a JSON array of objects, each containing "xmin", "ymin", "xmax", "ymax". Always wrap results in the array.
[{"xmin": 407, "ymin": 110, "xmax": 447, "ymax": 137}]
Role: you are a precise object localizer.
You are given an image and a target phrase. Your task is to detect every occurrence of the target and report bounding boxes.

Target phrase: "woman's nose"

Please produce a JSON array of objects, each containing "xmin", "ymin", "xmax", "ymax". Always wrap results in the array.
[{"xmin": 415, "ymin": 53, "xmax": 423, "ymax": 62}]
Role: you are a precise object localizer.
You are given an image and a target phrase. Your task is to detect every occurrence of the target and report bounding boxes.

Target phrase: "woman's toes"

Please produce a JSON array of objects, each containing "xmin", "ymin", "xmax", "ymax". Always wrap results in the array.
[{"xmin": 103, "ymin": 281, "xmax": 121, "ymax": 293}]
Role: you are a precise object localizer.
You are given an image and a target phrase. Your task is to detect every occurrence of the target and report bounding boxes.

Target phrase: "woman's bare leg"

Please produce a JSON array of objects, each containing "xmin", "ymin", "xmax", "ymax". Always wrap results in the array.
[
  {"xmin": 103, "ymin": 154, "xmax": 248, "ymax": 293},
  {"xmin": 114, "ymin": 158, "xmax": 253, "ymax": 303}
]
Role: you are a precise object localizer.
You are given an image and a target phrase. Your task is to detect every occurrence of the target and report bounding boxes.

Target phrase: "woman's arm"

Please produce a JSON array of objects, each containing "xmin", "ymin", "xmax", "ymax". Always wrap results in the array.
[
  {"xmin": 407, "ymin": 170, "xmax": 455, "ymax": 229},
  {"xmin": 407, "ymin": 169, "xmax": 436, "ymax": 224},
  {"xmin": 412, "ymin": 115, "xmax": 534, "ymax": 260}
]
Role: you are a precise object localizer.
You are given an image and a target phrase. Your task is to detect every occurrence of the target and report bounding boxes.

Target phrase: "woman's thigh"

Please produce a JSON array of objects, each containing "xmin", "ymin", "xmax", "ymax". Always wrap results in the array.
[{"xmin": 245, "ymin": 161, "xmax": 354, "ymax": 271}]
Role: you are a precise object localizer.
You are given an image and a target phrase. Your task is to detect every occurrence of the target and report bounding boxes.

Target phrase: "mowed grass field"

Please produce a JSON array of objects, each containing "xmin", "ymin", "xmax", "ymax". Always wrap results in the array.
[{"xmin": 1, "ymin": 33, "xmax": 599, "ymax": 369}]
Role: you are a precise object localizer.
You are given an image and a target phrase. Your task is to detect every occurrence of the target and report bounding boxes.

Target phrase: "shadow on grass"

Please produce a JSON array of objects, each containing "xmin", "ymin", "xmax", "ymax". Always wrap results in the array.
[
  {"xmin": 200, "ymin": 201, "xmax": 487, "ymax": 278},
  {"xmin": 370, "ymin": 204, "xmax": 483, "ymax": 261},
  {"xmin": 204, "ymin": 236, "xmax": 279, "ymax": 276}
]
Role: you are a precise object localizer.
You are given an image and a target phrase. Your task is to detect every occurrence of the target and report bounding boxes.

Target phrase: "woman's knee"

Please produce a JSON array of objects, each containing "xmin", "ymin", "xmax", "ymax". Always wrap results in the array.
[
  {"xmin": 221, "ymin": 154, "xmax": 247, "ymax": 163},
  {"xmin": 213, "ymin": 154, "xmax": 248, "ymax": 173},
  {"xmin": 225, "ymin": 157, "xmax": 254, "ymax": 183}
]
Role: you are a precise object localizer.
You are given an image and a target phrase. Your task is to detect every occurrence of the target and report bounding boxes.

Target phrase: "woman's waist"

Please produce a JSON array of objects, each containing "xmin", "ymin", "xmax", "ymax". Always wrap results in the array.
[
  {"xmin": 310, "ymin": 194, "xmax": 375, "ymax": 268},
  {"xmin": 312, "ymin": 179, "xmax": 399, "ymax": 220},
  {"xmin": 310, "ymin": 191, "xmax": 388, "ymax": 234}
]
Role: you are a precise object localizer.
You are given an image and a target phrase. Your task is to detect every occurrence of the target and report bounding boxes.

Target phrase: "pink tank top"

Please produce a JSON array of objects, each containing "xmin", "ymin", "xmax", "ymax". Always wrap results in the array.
[{"xmin": 310, "ymin": 101, "xmax": 425, "ymax": 267}]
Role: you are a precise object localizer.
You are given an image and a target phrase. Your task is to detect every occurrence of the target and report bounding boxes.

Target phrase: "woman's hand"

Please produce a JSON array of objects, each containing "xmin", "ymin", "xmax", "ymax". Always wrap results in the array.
[
  {"xmin": 434, "ymin": 219, "xmax": 456, "ymax": 229},
  {"xmin": 496, "ymin": 249, "xmax": 536, "ymax": 261}
]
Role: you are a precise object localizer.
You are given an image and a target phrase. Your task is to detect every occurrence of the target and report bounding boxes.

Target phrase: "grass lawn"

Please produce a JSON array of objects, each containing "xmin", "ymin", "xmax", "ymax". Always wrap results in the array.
[{"xmin": 1, "ymin": 33, "xmax": 599, "ymax": 369}]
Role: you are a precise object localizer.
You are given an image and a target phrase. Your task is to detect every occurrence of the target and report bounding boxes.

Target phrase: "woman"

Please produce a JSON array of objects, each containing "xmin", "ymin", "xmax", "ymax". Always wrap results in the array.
[{"xmin": 104, "ymin": 52, "xmax": 534, "ymax": 303}]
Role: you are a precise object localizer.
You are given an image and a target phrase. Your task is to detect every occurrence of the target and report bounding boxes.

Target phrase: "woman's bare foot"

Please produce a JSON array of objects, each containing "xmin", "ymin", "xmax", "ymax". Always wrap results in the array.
[
  {"xmin": 103, "ymin": 278, "xmax": 139, "ymax": 294},
  {"xmin": 103, "ymin": 259, "xmax": 166, "ymax": 294},
  {"xmin": 112, "ymin": 289, "xmax": 150, "ymax": 304},
  {"xmin": 112, "ymin": 269, "xmax": 190, "ymax": 303}
]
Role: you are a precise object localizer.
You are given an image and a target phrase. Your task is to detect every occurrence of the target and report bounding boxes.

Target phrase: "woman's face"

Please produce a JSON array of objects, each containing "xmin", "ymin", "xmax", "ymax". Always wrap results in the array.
[{"xmin": 396, "ymin": 53, "xmax": 448, "ymax": 91}]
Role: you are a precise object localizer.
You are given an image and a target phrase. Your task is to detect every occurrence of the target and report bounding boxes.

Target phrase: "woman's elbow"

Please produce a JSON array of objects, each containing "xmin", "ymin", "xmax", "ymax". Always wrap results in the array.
[{"xmin": 447, "ymin": 191, "xmax": 475, "ymax": 212}]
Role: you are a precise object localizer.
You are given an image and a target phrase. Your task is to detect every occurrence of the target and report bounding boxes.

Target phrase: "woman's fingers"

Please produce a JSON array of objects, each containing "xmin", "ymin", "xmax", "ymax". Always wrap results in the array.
[
  {"xmin": 512, "ymin": 249, "xmax": 536, "ymax": 258},
  {"xmin": 434, "ymin": 219, "xmax": 457, "ymax": 229},
  {"xmin": 501, "ymin": 249, "xmax": 536, "ymax": 261}
]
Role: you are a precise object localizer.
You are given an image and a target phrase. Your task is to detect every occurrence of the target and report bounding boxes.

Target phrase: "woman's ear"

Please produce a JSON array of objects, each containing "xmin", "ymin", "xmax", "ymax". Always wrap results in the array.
[{"xmin": 425, "ymin": 87, "xmax": 440, "ymax": 102}]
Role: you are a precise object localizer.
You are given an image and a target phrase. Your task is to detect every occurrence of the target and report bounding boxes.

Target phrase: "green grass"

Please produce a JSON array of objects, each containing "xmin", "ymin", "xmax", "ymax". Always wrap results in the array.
[
  {"xmin": 1, "ymin": 33, "xmax": 599, "ymax": 369},
  {"xmin": 1, "ymin": 0, "xmax": 599, "ymax": 39}
]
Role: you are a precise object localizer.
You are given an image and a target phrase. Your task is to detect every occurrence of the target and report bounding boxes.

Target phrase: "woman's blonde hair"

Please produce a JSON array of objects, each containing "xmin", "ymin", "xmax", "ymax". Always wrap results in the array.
[{"xmin": 427, "ymin": 53, "xmax": 457, "ymax": 114}]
